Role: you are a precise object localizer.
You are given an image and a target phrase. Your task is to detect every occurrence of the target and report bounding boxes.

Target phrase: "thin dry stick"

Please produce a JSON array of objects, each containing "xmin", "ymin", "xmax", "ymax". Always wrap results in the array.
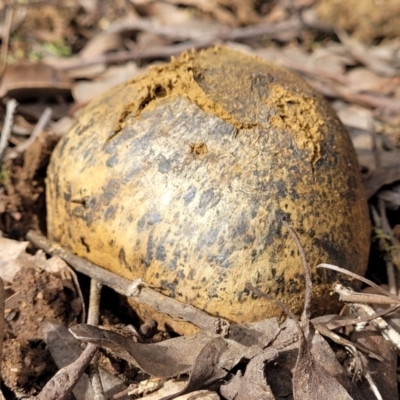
[
  {"xmin": 0, "ymin": 5, "xmax": 13, "ymax": 79},
  {"xmin": 87, "ymin": 279, "xmax": 106, "ymax": 400},
  {"xmin": 59, "ymin": 18, "xmax": 302, "ymax": 71},
  {"xmin": 0, "ymin": 278, "xmax": 4, "ymax": 390},
  {"xmin": 363, "ymin": 366, "xmax": 383, "ymax": 400},
  {"xmin": 314, "ymin": 322, "xmax": 382, "ymax": 361},
  {"xmin": 333, "ymin": 284, "xmax": 400, "ymax": 352},
  {"xmin": 282, "ymin": 220, "xmax": 312, "ymax": 319},
  {"xmin": 377, "ymin": 191, "xmax": 397, "ymax": 295},
  {"xmin": 29, "ymin": 343, "xmax": 98, "ymax": 400},
  {"xmin": 350, "ymin": 302, "xmax": 400, "ymax": 352},
  {"xmin": 313, "ymin": 303, "xmax": 400, "ymax": 330},
  {"xmin": 5, "ymin": 107, "xmax": 52, "ymax": 161},
  {"xmin": 333, "ymin": 286, "xmax": 400, "ymax": 306},
  {"xmin": 88, "ymin": 279, "xmax": 102, "ymax": 326},
  {"xmin": 26, "ymin": 230, "xmax": 230, "ymax": 335},
  {"xmin": 317, "ymin": 263, "xmax": 400, "ymax": 301},
  {"xmin": 0, "ymin": 98, "xmax": 18, "ymax": 163}
]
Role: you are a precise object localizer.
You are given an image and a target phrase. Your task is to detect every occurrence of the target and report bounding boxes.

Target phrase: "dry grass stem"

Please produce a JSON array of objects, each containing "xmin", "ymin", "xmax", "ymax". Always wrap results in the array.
[
  {"xmin": 5, "ymin": 107, "xmax": 52, "ymax": 161},
  {"xmin": 0, "ymin": 98, "xmax": 18, "ymax": 162}
]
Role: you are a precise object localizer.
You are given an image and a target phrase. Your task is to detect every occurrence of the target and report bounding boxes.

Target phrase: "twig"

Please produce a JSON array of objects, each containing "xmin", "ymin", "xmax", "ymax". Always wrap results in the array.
[
  {"xmin": 313, "ymin": 304, "xmax": 400, "ymax": 330},
  {"xmin": 0, "ymin": 98, "xmax": 18, "ymax": 163},
  {"xmin": 28, "ymin": 343, "xmax": 98, "ymax": 400},
  {"xmin": 26, "ymin": 230, "xmax": 230, "ymax": 335},
  {"xmin": 0, "ymin": 278, "xmax": 4, "ymax": 390},
  {"xmin": 378, "ymin": 199, "xmax": 397, "ymax": 295},
  {"xmin": 88, "ymin": 279, "xmax": 101, "ymax": 326},
  {"xmin": 245, "ymin": 283, "xmax": 299, "ymax": 323},
  {"xmin": 363, "ymin": 365, "xmax": 383, "ymax": 400},
  {"xmin": 336, "ymin": 29, "xmax": 395, "ymax": 78},
  {"xmin": 350, "ymin": 302, "xmax": 400, "ymax": 352},
  {"xmin": 333, "ymin": 284, "xmax": 400, "ymax": 352},
  {"xmin": 5, "ymin": 107, "xmax": 52, "ymax": 161},
  {"xmin": 57, "ymin": 18, "xmax": 302, "ymax": 71},
  {"xmin": 306, "ymin": 79, "xmax": 400, "ymax": 113},
  {"xmin": 282, "ymin": 220, "xmax": 312, "ymax": 320},
  {"xmin": 87, "ymin": 279, "xmax": 106, "ymax": 400},
  {"xmin": 0, "ymin": 5, "xmax": 13, "ymax": 79},
  {"xmin": 333, "ymin": 284, "xmax": 400, "ymax": 306},
  {"xmin": 315, "ymin": 323, "xmax": 382, "ymax": 361},
  {"xmin": 317, "ymin": 263, "xmax": 400, "ymax": 301}
]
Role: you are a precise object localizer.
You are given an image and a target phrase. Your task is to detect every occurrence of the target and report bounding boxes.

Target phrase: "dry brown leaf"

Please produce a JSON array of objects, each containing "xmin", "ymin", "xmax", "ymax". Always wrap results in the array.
[
  {"xmin": 41, "ymin": 322, "xmax": 93, "ymax": 400},
  {"xmin": 333, "ymin": 102, "xmax": 373, "ymax": 131},
  {"xmin": 72, "ymin": 63, "xmax": 142, "ymax": 105},
  {"xmin": 352, "ymin": 325, "xmax": 398, "ymax": 400},
  {"xmin": 346, "ymin": 68, "xmax": 391, "ymax": 94},
  {"xmin": 0, "ymin": 63, "xmax": 71, "ymax": 100},
  {"xmin": 364, "ymin": 164, "xmax": 400, "ymax": 198},
  {"xmin": 159, "ymin": 337, "xmax": 261, "ymax": 400},
  {"xmin": 141, "ymin": 379, "xmax": 219, "ymax": 400},
  {"xmin": 70, "ymin": 317, "xmax": 280, "ymax": 380},
  {"xmin": 79, "ymin": 32, "xmax": 123, "ymax": 60},
  {"xmin": 220, "ymin": 347, "xmax": 278, "ymax": 400},
  {"xmin": 292, "ymin": 323, "xmax": 353, "ymax": 400},
  {"xmin": 70, "ymin": 324, "xmax": 214, "ymax": 377},
  {"xmin": 0, "ymin": 237, "xmax": 28, "ymax": 281},
  {"xmin": 143, "ymin": 2, "xmax": 194, "ymax": 25},
  {"xmin": 42, "ymin": 322, "xmax": 130, "ymax": 400}
]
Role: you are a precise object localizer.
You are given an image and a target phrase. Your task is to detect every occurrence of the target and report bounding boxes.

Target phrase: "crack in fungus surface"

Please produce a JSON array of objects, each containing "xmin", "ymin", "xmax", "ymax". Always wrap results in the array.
[
  {"xmin": 111, "ymin": 50, "xmax": 261, "ymax": 138},
  {"xmin": 266, "ymin": 85, "xmax": 323, "ymax": 165}
]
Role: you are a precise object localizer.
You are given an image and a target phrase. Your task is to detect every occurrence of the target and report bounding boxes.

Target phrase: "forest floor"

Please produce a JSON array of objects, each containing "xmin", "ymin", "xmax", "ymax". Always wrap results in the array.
[{"xmin": 1, "ymin": 1, "xmax": 400, "ymax": 399}]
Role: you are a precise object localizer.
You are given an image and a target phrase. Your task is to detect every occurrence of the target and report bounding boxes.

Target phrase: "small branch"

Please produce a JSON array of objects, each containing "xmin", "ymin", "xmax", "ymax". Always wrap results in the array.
[
  {"xmin": 0, "ymin": 278, "xmax": 4, "ymax": 389},
  {"xmin": 28, "ymin": 343, "xmax": 98, "ymax": 400},
  {"xmin": 57, "ymin": 18, "xmax": 302, "ymax": 71},
  {"xmin": 333, "ymin": 283, "xmax": 400, "ymax": 306},
  {"xmin": 87, "ymin": 279, "xmax": 106, "ymax": 400},
  {"xmin": 88, "ymin": 279, "xmax": 102, "ymax": 326},
  {"xmin": 332, "ymin": 284, "xmax": 400, "ymax": 352},
  {"xmin": 282, "ymin": 220, "xmax": 312, "ymax": 320},
  {"xmin": 315, "ymin": 322, "xmax": 382, "ymax": 361},
  {"xmin": 5, "ymin": 107, "xmax": 52, "ymax": 161},
  {"xmin": 26, "ymin": 230, "xmax": 230, "ymax": 335},
  {"xmin": 0, "ymin": 6, "xmax": 13, "ymax": 79},
  {"xmin": 0, "ymin": 98, "xmax": 18, "ymax": 163},
  {"xmin": 317, "ymin": 263, "xmax": 399, "ymax": 301},
  {"xmin": 363, "ymin": 366, "xmax": 384, "ymax": 400}
]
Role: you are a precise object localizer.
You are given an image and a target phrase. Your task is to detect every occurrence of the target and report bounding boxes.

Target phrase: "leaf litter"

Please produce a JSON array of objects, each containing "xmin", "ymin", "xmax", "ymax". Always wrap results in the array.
[
  {"xmin": 13, "ymin": 227, "xmax": 398, "ymax": 399},
  {"xmin": 1, "ymin": 0, "xmax": 400, "ymax": 398}
]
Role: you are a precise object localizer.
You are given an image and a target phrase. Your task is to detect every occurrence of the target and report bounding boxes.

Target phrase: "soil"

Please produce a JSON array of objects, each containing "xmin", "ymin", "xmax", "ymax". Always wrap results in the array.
[{"xmin": 2, "ymin": 265, "xmax": 80, "ymax": 395}]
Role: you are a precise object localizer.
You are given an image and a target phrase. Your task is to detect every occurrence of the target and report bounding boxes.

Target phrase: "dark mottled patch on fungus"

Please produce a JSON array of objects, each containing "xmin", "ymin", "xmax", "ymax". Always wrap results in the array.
[
  {"xmin": 100, "ymin": 179, "xmax": 121, "ymax": 206},
  {"xmin": 75, "ymin": 119, "xmax": 95, "ymax": 136},
  {"xmin": 137, "ymin": 211, "xmax": 162, "ymax": 232},
  {"xmin": 169, "ymin": 259, "xmax": 177, "ymax": 271},
  {"xmin": 183, "ymin": 186, "xmax": 197, "ymax": 205},
  {"xmin": 197, "ymin": 188, "xmax": 222, "ymax": 215},
  {"xmin": 146, "ymin": 233, "xmax": 155, "ymax": 264},
  {"xmin": 105, "ymin": 205, "xmax": 116, "ymax": 220},
  {"xmin": 63, "ymin": 190, "xmax": 71, "ymax": 202},
  {"xmin": 57, "ymin": 136, "xmax": 70, "ymax": 158},
  {"xmin": 106, "ymin": 154, "xmax": 119, "ymax": 168},
  {"xmin": 158, "ymin": 155, "xmax": 171, "ymax": 174},
  {"xmin": 119, "ymin": 247, "xmax": 133, "ymax": 272},
  {"xmin": 156, "ymin": 244, "xmax": 167, "ymax": 262}
]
